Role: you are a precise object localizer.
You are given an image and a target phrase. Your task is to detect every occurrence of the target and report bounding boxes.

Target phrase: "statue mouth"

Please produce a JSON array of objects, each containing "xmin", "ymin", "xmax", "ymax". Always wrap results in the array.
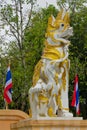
[
  {"xmin": 54, "ymin": 27, "xmax": 73, "ymax": 41},
  {"xmin": 62, "ymin": 27, "xmax": 73, "ymax": 38}
]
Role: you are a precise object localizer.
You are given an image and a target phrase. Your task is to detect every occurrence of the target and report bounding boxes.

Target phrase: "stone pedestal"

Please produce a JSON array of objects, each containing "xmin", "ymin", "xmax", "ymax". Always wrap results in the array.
[
  {"xmin": 0, "ymin": 109, "xmax": 29, "ymax": 130},
  {"xmin": 11, "ymin": 117, "xmax": 87, "ymax": 130}
]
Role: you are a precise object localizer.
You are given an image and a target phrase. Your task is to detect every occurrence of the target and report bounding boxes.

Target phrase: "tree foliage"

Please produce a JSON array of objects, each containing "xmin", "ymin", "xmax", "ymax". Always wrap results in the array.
[
  {"xmin": 0, "ymin": 0, "xmax": 37, "ymax": 111},
  {"xmin": 57, "ymin": 0, "xmax": 87, "ymax": 12},
  {"xmin": 69, "ymin": 7, "xmax": 87, "ymax": 118}
]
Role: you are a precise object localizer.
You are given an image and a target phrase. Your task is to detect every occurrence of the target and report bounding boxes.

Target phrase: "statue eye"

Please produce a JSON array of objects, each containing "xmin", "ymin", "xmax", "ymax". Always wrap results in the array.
[{"xmin": 61, "ymin": 24, "xmax": 64, "ymax": 27}]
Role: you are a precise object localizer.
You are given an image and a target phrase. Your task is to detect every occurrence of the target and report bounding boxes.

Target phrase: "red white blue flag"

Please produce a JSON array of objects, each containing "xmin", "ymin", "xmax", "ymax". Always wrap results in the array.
[
  {"xmin": 71, "ymin": 75, "xmax": 80, "ymax": 115},
  {"xmin": 4, "ymin": 66, "xmax": 12, "ymax": 104}
]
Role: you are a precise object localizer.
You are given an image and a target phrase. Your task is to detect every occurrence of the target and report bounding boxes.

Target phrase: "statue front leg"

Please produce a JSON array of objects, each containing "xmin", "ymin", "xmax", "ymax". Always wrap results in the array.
[
  {"xmin": 29, "ymin": 88, "xmax": 39, "ymax": 118},
  {"xmin": 58, "ymin": 61, "xmax": 73, "ymax": 117}
]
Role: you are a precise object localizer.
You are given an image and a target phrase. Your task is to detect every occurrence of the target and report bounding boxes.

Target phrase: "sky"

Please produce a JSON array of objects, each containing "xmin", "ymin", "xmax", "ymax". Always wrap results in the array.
[
  {"xmin": 0, "ymin": 0, "xmax": 58, "ymax": 50},
  {"xmin": 4, "ymin": 0, "xmax": 57, "ymax": 8},
  {"xmin": 37, "ymin": 0, "xmax": 57, "ymax": 8}
]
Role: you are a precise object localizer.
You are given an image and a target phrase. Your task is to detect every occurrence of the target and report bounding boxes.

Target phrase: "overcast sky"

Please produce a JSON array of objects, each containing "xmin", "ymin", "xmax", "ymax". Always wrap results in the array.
[
  {"xmin": 0, "ymin": 0, "xmax": 58, "ymax": 47},
  {"xmin": 3, "ymin": 0, "xmax": 57, "ymax": 7},
  {"xmin": 37, "ymin": 0, "xmax": 57, "ymax": 8}
]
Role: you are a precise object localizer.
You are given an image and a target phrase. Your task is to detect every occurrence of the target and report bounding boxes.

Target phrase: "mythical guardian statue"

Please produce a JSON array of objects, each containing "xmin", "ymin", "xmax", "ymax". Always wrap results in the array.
[{"xmin": 29, "ymin": 10, "xmax": 73, "ymax": 118}]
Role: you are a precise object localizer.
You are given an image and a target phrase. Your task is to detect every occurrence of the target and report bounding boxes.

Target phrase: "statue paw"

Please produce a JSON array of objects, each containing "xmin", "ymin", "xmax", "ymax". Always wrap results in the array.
[{"xmin": 58, "ymin": 109, "xmax": 73, "ymax": 117}]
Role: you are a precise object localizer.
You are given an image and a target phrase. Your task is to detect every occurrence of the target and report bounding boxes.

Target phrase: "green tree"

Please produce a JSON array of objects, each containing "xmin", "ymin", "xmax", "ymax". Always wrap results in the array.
[
  {"xmin": 56, "ymin": 0, "xmax": 87, "ymax": 118},
  {"xmin": 57, "ymin": 0, "xmax": 87, "ymax": 12},
  {"xmin": 69, "ymin": 7, "xmax": 87, "ymax": 118},
  {"xmin": 0, "ymin": 0, "xmax": 37, "ymax": 111},
  {"xmin": 0, "ymin": 3, "xmax": 57, "ymax": 112}
]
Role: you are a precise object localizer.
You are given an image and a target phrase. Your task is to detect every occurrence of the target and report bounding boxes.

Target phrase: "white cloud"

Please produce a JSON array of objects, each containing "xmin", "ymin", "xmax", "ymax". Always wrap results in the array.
[{"xmin": 37, "ymin": 0, "xmax": 57, "ymax": 8}]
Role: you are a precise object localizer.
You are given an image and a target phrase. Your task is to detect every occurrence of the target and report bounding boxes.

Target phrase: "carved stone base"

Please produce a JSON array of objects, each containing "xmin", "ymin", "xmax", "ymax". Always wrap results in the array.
[
  {"xmin": 10, "ymin": 117, "xmax": 87, "ymax": 130},
  {"xmin": 30, "ymin": 116, "xmax": 83, "ymax": 120}
]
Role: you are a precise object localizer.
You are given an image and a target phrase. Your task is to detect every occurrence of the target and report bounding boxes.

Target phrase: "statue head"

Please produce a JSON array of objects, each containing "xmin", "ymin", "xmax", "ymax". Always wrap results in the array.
[{"xmin": 45, "ymin": 10, "xmax": 73, "ymax": 43}]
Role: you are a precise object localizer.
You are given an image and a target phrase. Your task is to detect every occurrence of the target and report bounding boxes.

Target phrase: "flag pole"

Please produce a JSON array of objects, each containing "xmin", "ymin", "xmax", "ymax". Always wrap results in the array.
[
  {"xmin": 5, "ymin": 60, "xmax": 10, "ymax": 110},
  {"xmin": 8, "ymin": 59, "xmax": 11, "ymax": 67},
  {"xmin": 5, "ymin": 101, "xmax": 8, "ymax": 110},
  {"xmin": 75, "ymin": 57, "xmax": 78, "ymax": 116}
]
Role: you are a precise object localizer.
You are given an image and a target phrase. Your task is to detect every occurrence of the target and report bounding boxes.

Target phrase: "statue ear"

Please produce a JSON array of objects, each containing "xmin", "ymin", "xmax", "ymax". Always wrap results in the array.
[
  {"xmin": 63, "ymin": 12, "xmax": 70, "ymax": 23},
  {"xmin": 48, "ymin": 15, "xmax": 55, "ymax": 26},
  {"xmin": 56, "ymin": 9, "xmax": 70, "ymax": 23},
  {"xmin": 56, "ymin": 9, "xmax": 63, "ymax": 20}
]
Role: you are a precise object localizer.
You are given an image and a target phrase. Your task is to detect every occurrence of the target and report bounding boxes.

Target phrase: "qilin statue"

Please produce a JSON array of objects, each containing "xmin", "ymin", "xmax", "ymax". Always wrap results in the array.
[{"xmin": 29, "ymin": 9, "xmax": 73, "ymax": 118}]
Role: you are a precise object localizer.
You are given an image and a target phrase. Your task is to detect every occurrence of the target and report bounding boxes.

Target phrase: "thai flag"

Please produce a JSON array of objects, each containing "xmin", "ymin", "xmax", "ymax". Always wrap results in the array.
[
  {"xmin": 71, "ymin": 75, "xmax": 80, "ymax": 115},
  {"xmin": 4, "ymin": 66, "xmax": 12, "ymax": 104}
]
